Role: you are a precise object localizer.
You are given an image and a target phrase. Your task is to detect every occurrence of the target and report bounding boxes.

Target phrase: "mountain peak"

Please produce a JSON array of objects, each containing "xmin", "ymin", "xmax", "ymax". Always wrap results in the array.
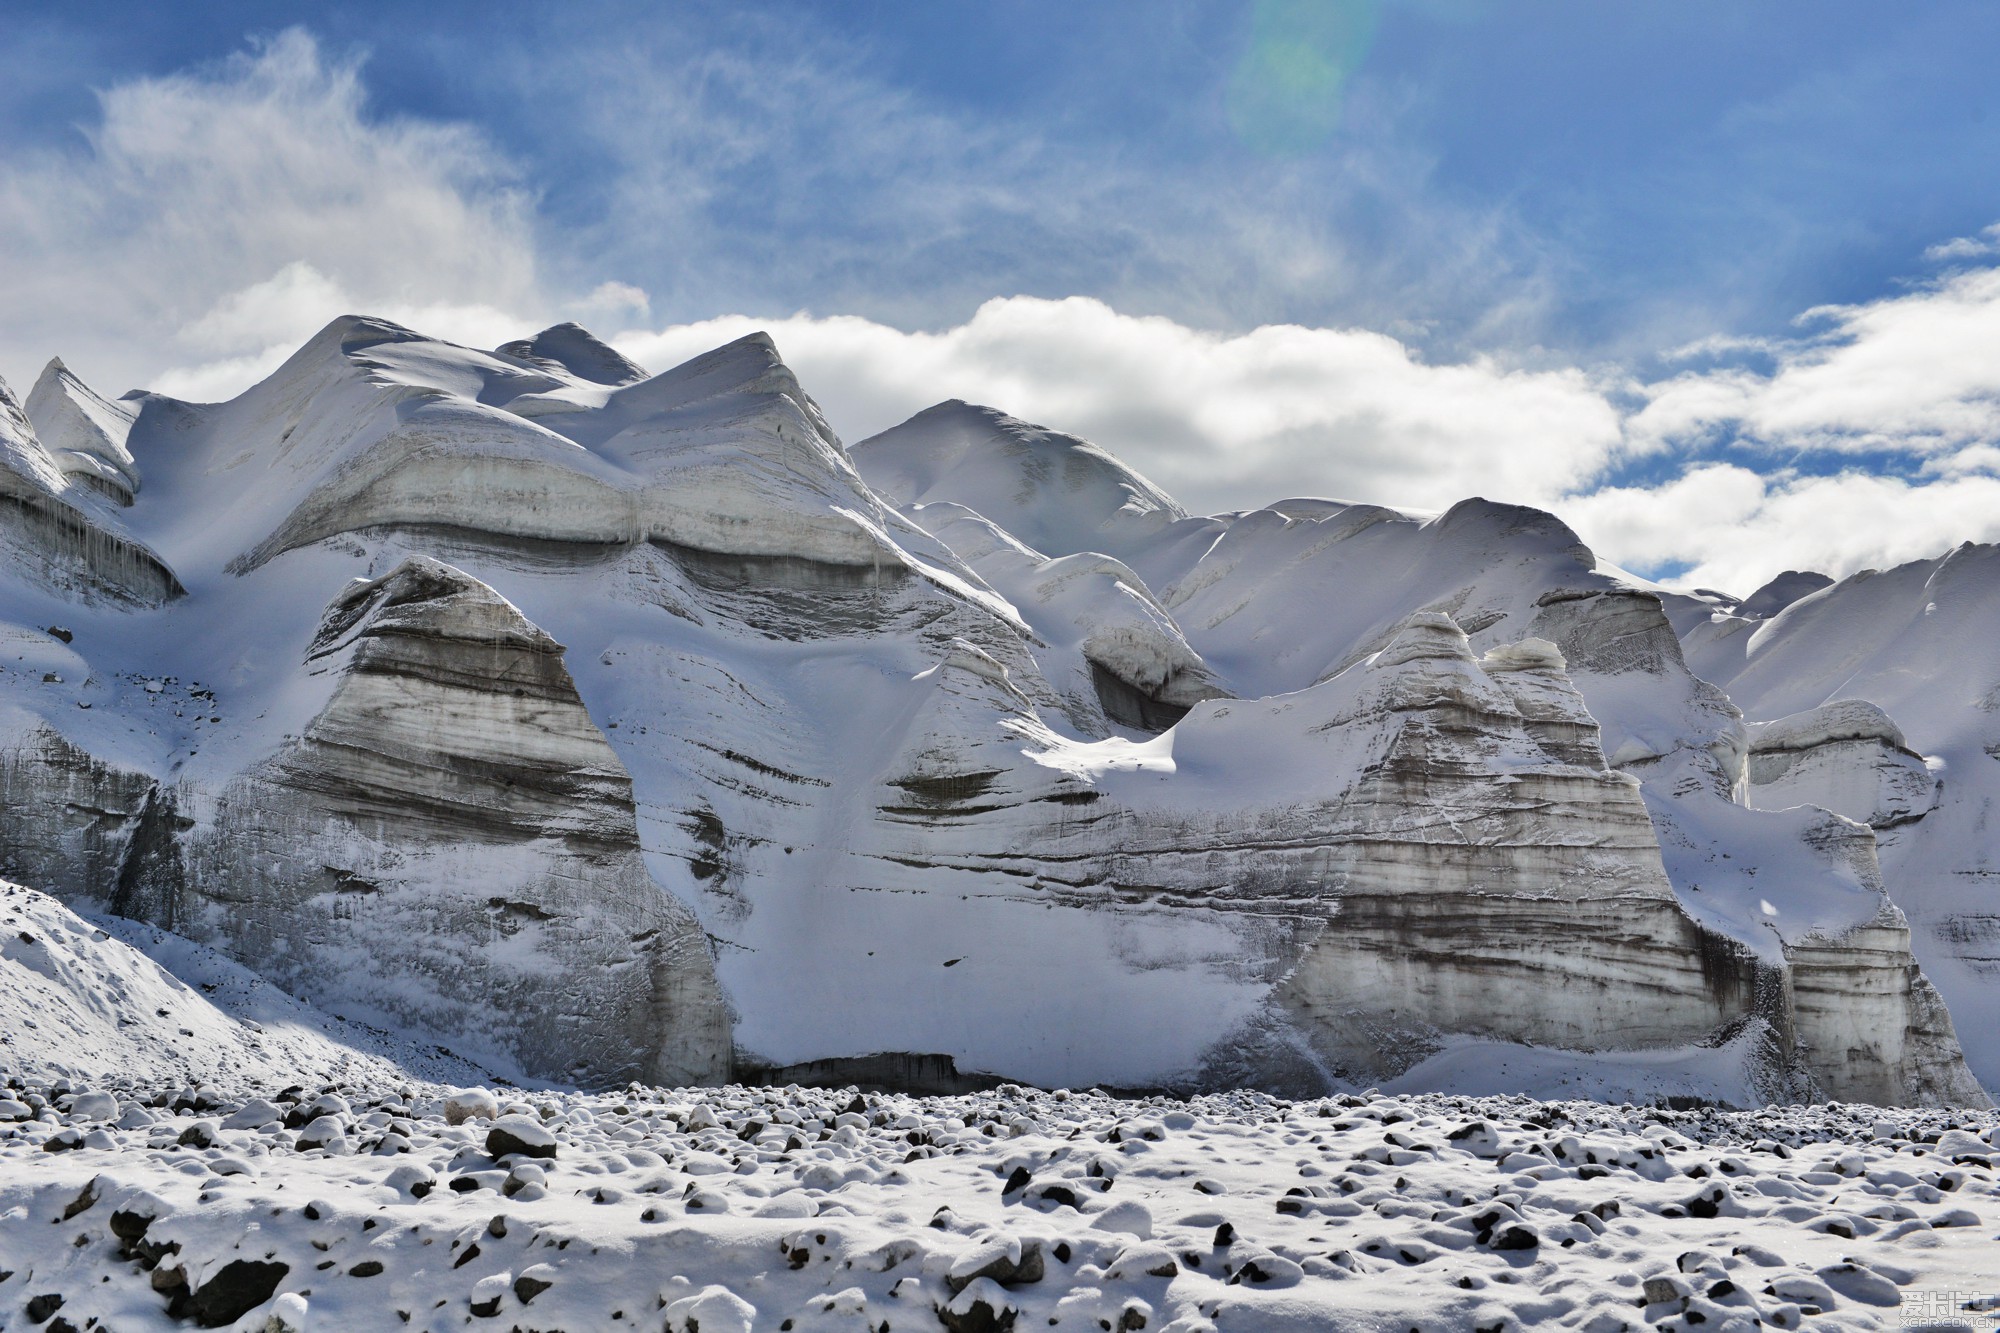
[
  {"xmin": 495, "ymin": 322, "xmax": 650, "ymax": 387},
  {"xmin": 852, "ymin": 400, "xmax": 1186, "ymax": 563}
]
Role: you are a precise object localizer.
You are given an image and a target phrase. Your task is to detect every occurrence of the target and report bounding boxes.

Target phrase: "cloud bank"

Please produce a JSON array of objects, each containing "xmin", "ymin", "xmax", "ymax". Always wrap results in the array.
[{"xmin": 614, "ymin": 299, "xmax": 1623, "ymax": 519}]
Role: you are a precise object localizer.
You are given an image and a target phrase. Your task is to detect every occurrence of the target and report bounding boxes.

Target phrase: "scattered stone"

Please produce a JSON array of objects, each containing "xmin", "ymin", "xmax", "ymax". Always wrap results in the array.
[
  {"xmin": 187, "ymin": 1259, "xmax": 289, "ymax": 1328},
  {"xmin": 486, "ymin": 1115, "xmax": 557, "ymax": 1160}
]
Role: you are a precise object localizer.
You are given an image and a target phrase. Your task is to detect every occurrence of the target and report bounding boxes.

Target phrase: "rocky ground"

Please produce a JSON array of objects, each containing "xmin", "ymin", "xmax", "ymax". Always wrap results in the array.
[{"xmin": 1, "ymin": 1080, "xmax": 1996, "ymax": 1332}]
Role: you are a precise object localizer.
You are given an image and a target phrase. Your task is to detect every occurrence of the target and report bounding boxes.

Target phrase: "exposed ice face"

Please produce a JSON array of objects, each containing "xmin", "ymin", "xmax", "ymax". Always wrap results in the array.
[
  {"xmin": 1747, "ymin": 699, "xmax": 1940, "ymax": 829},
  {"xmin": 0, "ymin": 320, "xmax": 1988, "ymax": 1106},
  {"xmin": 171, "ymin": 557, "xmax": 732, "ymax": 1086}
]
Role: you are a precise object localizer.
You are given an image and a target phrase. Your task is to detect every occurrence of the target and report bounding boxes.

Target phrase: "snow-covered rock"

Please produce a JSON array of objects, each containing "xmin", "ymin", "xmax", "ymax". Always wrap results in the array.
[{"xmin": 0, "ymin": 1080, "xmax": 1993, "ymax": 1332}]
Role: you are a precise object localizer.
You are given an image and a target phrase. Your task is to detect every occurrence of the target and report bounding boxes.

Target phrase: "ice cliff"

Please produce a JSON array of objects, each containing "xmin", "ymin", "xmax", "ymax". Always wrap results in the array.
[{"xmin": 0, "ymin": 317, "xmax": 1987, "ymax": 1106}]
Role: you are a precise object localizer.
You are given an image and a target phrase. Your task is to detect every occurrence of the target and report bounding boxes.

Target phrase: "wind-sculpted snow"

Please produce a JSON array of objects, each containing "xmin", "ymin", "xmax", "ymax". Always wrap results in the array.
[
  {"xmin": 22, "ymin": 359, "xmax": 140, "ymax": 506},
  {"xmin": 0, "ymin": 317, "xmax": 1989, "ymax": 1109},
  {"xmin": 0, "ymin": 373, "xmax": 180, "ymax": 607},
  {"xmin": 1747, "ymin": 700, "xmax": 1940, "ymax": 830},
  {"xmin": 1, "ymin": 1076, "xmax": 1996, "ymax": 1332},
  {"xmin": 853, "ymin": 399, "xmax": 1204, "ymax": 571}
]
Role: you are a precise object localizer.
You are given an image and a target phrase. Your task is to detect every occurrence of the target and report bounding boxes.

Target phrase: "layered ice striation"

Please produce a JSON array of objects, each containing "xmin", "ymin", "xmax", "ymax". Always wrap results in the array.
[
  {"xmin": 170, "ymin": 558, "xmax": 731, "ymax": 1085},
  {"xmin": 0, "ymin": 319, "xmax": 1988, "ymax": 1105}
]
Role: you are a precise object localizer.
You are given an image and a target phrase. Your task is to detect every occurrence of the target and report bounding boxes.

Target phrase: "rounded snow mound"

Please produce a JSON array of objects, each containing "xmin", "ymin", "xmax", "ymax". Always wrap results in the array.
[{"xmin": 1482, "ymin": 637, "xmax": 1568, "ymax": 674}]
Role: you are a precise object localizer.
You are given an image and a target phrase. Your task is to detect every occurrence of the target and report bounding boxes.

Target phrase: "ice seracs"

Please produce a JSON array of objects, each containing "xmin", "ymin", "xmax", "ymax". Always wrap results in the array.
[
  {"xmin": 22, "ymin": 357, "xmax": 141, "ymax": 506},
  {"xmin": 1683, "ymin": 541, "xmax": 2000, "ymax": 1093},
  {"xmin": 0, "ymin": 371, "xmax": 180, "ymax": 606}
]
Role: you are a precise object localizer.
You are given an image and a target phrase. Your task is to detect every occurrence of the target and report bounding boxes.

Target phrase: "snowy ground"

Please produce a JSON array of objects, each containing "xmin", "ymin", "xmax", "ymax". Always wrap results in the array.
[{"xmin": 1, "ymin": 1081, "xmax": 1996, "ymax": 1332}]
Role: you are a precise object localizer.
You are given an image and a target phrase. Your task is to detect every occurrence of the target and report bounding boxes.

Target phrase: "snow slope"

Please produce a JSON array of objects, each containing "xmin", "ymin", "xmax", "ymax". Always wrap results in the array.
[{"xmin": 0, "ymin": 880, "xmax": 493, "ymax": 1091}]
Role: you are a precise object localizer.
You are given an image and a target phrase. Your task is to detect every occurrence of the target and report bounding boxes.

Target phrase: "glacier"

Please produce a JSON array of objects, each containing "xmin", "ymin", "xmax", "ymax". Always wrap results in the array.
[{"xmin": 0, "ymin": 316, "xmax": 1991, "ymax": 1108}]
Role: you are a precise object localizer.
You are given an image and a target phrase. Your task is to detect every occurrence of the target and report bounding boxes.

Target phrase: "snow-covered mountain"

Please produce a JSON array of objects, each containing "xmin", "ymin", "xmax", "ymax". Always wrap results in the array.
[{"xmin": 0, "ymin": 318, "xmax": 1991, "ymax": 1107}]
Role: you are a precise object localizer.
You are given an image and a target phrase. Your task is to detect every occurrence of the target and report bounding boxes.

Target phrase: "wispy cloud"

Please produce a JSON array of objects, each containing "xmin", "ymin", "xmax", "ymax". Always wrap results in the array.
[
  {"xmin": 1630, "ymin": 265, "xmax": 2000, "ymax": 459},
  {"xmin": 482, "ymin": 7, "xmax": 1555, "ymax": 354},
  {"xmin": 1925, "ymin": 223, "xmax": 2000, "ymax": 262},
  {"xmin": 0, "ymin": 29, "xmax": 549, "ymax": 395}
]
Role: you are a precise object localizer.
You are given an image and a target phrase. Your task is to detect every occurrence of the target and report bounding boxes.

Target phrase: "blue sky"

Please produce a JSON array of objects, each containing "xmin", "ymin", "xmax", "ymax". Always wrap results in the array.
[{"xmin": 4, "ymin": 1, "xmax": 2000, "ymax": 591}]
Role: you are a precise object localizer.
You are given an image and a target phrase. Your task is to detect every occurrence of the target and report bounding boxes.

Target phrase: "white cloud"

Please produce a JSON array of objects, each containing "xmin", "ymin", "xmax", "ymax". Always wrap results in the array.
[
  {"xmin": 1565, "ymin": 239, "xmax": 2000, "ymax": 593},
  {"xmin": 1564, "ymin": 465, "xmax": 2000, "ymax": 597},
  {"xmin": 1631, "ymin": 264, "xmax": 2000, "ymax": 456},
  {"xmin": 612, "ymin": 249, "xmax": 2000, "ymax": 596},
  {"xmin": 1924, "ymin": 223, "xmax": 2000, "ymax": 262},
  {"xmin": 615, "ymin": 296, "xmax": 1624, "ymax": 515},
  {"xmin": 0, "ymin": 29, "xmax": 548, "ymax": 398}
]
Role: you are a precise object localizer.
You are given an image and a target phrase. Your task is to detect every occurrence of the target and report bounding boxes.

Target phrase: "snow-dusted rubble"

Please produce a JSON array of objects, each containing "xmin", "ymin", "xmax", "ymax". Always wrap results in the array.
[
  {"xmin": 0, "ymin": 318, "xmax": 1991, "ymax": 1111},
  {"xmin": 1, "ymin": 1075, "xmax": 1996, "ymax": 1332}
]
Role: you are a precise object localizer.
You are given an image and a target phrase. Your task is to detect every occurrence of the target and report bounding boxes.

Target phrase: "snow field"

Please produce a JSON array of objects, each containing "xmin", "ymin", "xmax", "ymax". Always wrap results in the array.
[{"xmin": 1, "ymin": 1081, "xmax": 1996, "ymax": 1332}]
